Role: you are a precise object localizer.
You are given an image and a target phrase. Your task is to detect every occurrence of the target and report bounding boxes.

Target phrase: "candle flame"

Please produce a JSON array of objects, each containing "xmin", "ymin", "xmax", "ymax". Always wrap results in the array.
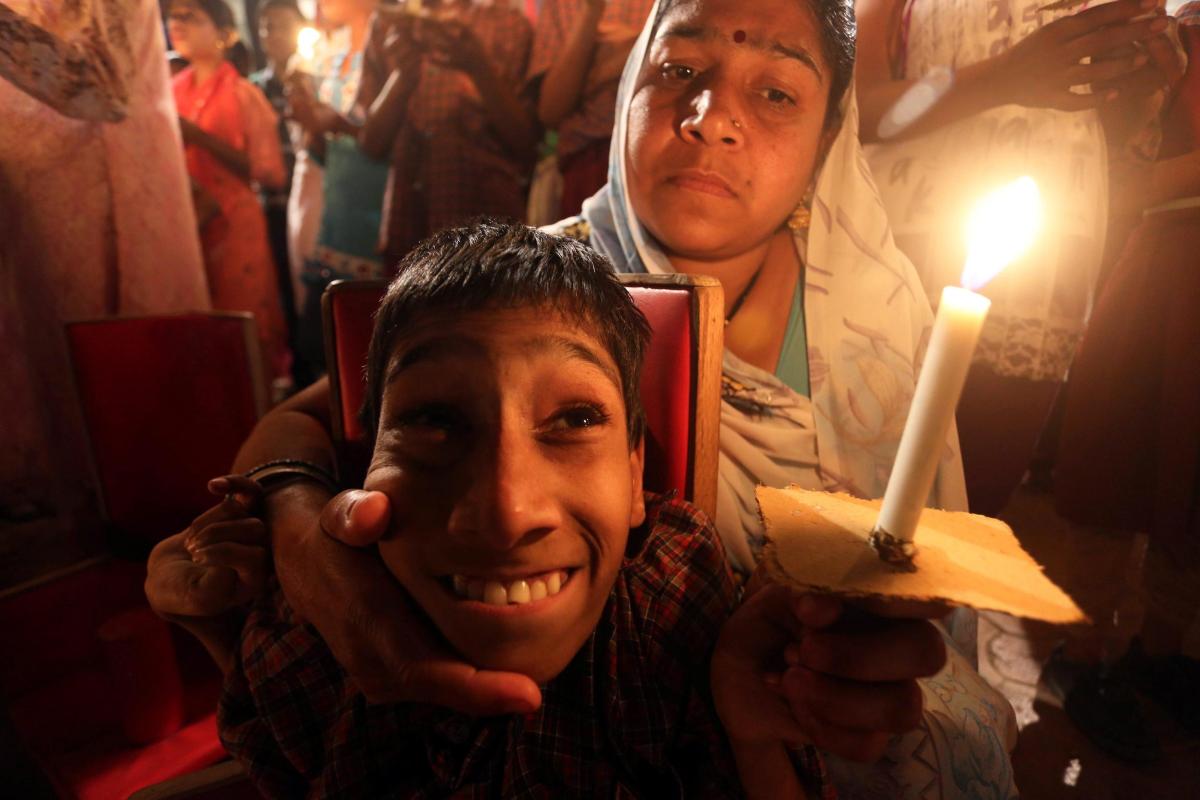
[
  {"xmin": 961, "ymin": 176, "xmax": 1042, "ymax": 292},
  {"xmin": 296, "ymin": 26, "xmax": 320, "ymax": 64}
]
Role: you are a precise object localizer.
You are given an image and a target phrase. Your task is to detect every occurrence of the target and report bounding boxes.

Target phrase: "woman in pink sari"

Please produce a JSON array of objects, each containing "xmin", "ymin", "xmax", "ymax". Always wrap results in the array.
[{"xmin": 169, "ymin": 0, "xmax": 291, "ymax": 383}]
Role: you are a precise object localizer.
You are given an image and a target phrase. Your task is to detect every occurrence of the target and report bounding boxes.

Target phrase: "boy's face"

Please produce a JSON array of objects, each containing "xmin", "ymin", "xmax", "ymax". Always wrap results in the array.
[{"xmin": 365, "ymin": 306, "xmax": 646, "ymax": 684}]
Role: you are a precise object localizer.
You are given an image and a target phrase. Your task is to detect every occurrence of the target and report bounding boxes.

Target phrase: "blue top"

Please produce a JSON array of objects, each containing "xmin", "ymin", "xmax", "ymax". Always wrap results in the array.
[{"xmin": 774, "ymin": 279, "xmax": 809, "ymax": 397}]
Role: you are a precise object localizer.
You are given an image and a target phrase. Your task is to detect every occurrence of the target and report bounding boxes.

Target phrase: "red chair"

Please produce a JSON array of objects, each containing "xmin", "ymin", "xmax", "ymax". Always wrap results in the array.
[
  {"xmin": 0, "ymin": 313, "xmax": 268, "ymax": 800},
  {"xmin": 322, "ymin": 275, "xmax": 723, "ymax": 517}
]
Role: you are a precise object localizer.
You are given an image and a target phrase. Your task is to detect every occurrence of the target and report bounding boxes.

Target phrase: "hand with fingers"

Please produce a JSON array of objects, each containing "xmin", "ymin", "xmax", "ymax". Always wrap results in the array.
[
  {"xmin": 289, "ymin": 488, "xmax": 543, "ymax": 716},
  {"xmin": 711, "ymin": 575, "xmax": 947, "ymax": 765},
  {"xmin": 996, "ymin": 0, "xmax": 1169, "ymax": 111},
  {"xmin": 145, "ymin": 475, "xmax": 272, "ymax": 672}
]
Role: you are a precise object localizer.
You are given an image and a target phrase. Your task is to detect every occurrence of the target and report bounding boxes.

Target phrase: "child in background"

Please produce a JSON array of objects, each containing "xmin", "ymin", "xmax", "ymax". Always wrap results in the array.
[
  {"xmin": 284, "ymin": 0, "xmax": 386, "ymax": 385},
  {"xmin": 147, "ymin": 221, "xmax": 868, "ymax": 799},
  {"xmin": 527, "ymin": 0, "xmax": 653, "ymax": 217},
  {"xmin": 250, "ymin": 0, "xmax": 306, "ymax": 346},
  {"xmin": 169, "ymin": 0, "xmax": 292, "ymax": 386},
  {"xmin": 357, "ymin": 0, "xmax": 539, "ymax": 265}
]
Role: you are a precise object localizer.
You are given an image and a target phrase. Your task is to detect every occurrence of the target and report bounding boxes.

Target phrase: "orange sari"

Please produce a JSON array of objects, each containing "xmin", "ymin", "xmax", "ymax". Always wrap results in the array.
[{"xmin": 174, "ymin": 61, "xmax": 289, "ymax": 379}]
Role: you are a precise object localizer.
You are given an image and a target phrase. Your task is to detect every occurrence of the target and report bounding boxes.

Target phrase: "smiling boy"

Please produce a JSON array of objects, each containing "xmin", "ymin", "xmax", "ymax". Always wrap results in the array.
[{"xmin": 150, "ymin": 221, "xmax": 832, "ymax": 798}]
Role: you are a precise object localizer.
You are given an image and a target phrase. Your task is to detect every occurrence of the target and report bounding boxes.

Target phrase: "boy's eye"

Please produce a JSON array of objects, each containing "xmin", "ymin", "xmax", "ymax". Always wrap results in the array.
[
  {"xmin": 395, "ymin": 404, "xmax": 469, "ymax": 441},
  {"xmin": 544, "ymin": 404, "xmax": 612, "ymax": 435}
]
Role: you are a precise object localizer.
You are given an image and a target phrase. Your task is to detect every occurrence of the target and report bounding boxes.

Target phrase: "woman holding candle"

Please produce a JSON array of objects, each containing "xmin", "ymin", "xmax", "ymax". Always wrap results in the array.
[
  {"xmin": 856, "ymin": 0, "xmax": 1168, "ymax": 515},
  {"xmin": 191, "ymin": 0, "xmax": 1016, "ymax": 795}
]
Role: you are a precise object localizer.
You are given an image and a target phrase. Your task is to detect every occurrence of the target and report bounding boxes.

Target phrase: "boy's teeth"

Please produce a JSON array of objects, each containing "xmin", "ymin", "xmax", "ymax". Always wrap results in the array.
[
  {"xmin": 508, "ymin": 580, "xmax": 531, "ymax": 604},
  {"xmin": 452, "ymin": 571, "xmax": 567, "ymax": 604},
  {"xmin": 483, "ymin": 581, "xmax": 507, "ymax": 606}
]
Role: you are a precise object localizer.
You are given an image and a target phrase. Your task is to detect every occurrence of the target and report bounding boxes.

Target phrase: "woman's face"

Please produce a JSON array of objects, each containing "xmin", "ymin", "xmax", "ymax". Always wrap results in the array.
[
  {"xmin": 626, "ymin": 0, "xmax": 833, "ymax": 260},
  {"xmin": 167, "ymin": 0, "xmax": 225, "ymax": 61}
]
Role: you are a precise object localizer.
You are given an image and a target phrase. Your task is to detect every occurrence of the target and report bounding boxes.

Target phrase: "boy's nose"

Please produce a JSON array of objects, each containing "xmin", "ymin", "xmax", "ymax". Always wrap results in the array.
[{"xmin": 448, "ymin": 431, "xmax": 563, "ymax": 550}]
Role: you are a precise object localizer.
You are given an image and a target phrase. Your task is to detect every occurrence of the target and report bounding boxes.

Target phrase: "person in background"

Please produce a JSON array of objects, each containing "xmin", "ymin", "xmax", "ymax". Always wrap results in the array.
[
  {"xmin": 0, "ymin": 0, "xmax": 208, "ymax": 562},
  {"xmin": 284, "ymin": 0, "xmax": 385, "ymax": 385},
  {"xmin": 855, "ymin": 0, "xmax": 1168, "ymax": 515},
  {"xmin": 1054, "ymin": 2, "xmax": 1200, "ymax": 764},
  {"xmin": 250, "ymin": 0, "xmax": 306, "ymax": 350},
  {"xmin": 170, "ymin": 0, "xmax": 292, "ymax": 386},
  {"xmin": 358, "ymin": 0, "xmax": 538, "ymax": 264},
  {"xmin": 527, "ymin": 0, "xmax": 653, "ymax": 217}
]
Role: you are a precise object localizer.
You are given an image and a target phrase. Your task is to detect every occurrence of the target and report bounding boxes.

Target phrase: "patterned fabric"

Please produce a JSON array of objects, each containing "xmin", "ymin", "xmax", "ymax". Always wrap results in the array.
[
  {"xmin": 527, "ymin": 0, "xmax": 655, "ymax": 159},
  {"xmin": 174, "ymin": 61, "xmax": 291, "ymax": 379},
  {"xmin": 368, "ymin": 2, "xmax": 535, "ymax": 262},
  {"xmin": 218, "ymin": 493, "xmax": 833, "ymax": 799},
  {"xmin": 0, "ymin": 0, "xmax": 208, "ymax": 535},
  {"xmin": 864, "ymin": 0, "xmax": 1110, "ymax": 382}
]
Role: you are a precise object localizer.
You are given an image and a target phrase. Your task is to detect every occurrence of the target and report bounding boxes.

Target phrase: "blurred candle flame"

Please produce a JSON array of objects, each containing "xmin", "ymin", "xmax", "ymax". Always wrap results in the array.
[
  {"xmin": 961, "ymin": 176, "xmax": 1042, "ymax": 292},
  {"xmin": 296, "ymin": 26, "xmax": 320, "ymax": 64}
]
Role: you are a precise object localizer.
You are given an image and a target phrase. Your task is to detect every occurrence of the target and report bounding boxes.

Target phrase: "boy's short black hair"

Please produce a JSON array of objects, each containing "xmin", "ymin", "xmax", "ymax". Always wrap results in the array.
[{"xmin": 363, "ymin": 220, "xmax": 652, "ymax": 447}]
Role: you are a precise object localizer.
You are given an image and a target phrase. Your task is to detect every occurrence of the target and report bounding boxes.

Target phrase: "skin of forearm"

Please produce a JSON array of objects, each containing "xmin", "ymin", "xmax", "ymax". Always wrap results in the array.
[
  {"xmin": 1147, "ymin": 148, "xmax": 1200, "ymax": 205},
  {"xmin": 729, "ymin": 740, "xmax": 810, "ymax": 800},
  {"xmin": 469, "ymin": 59, "xmax": 540, "ymax": 158},
  {"xmin": 232, "ymin": 378, "xmax": 337, "ymax": 475},
  {"xmin": 230, "ymin": 379, "xmax": 344, "ymax": 619},
  {"xmin": 536, "ymin": 2, "xmax": 604, "ymax": 127},
  {"xmin": 359, "ymin": 70, "xmax": 419, "ymax": 160},
  {"xmin": 857, "ymin": 55, "xmax": 1010, "ymax": 145}
]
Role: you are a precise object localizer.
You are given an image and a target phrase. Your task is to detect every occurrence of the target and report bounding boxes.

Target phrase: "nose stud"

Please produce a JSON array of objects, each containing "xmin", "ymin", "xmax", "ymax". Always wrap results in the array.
[{"xmin": 732, "ymin": 118, "xmax": 742, "ymax": 129}]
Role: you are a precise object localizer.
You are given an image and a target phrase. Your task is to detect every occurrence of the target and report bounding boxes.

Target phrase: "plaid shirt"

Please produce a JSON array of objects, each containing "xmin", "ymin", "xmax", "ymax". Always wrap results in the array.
[
  {"xmin": 527, "ymin": 0, "xmax": 655, "ymax": 159},
  {"xmin": 219, "ymin": 493, "xmax": 833, "ymax": 798},
  {"xmin": 364, "ymin": 3, "xmax": 535, "ymax": 262}
]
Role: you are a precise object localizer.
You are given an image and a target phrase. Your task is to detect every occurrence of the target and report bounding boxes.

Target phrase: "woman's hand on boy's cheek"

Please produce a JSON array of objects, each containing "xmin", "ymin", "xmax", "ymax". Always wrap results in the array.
[
  {"xmin": 773, "ymin": 594, "xmax": 947, "ymax": 762},
  {"xmin": 320, "ymin": 488, "xmax": 392, "ymax": 547},
  {"xmin": 311, "ymin": 488, "xmax": 543, "ymax": 716}
]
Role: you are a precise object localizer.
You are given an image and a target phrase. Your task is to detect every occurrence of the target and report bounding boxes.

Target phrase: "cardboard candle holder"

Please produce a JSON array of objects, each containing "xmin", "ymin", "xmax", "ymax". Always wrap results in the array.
[{"xmin": 757, "ymin": 485, "xmax": 1087, "ymax": 625}]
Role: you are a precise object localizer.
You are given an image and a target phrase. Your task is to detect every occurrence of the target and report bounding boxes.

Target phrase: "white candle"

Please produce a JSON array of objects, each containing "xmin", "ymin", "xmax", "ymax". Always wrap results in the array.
[
  {"xmin": 875, "ymin": 286, "xmax": 990, "ymax": 543},
  {"xmin": 874, "ymin": 177, "xmax": 1043, "ymax": 552}
]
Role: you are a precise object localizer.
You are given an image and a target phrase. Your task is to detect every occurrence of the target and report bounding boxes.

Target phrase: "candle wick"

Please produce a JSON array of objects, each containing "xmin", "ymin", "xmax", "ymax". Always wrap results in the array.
[{"xmin": 869, "ymin": 528, "xmax": 919, "ymax": 572}]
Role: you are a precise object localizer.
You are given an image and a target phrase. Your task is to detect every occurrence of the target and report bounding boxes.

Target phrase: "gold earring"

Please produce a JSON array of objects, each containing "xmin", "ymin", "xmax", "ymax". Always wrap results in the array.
[{"xmin": 787, "ymin": 203, "xmax": 811, "ymax": 231}]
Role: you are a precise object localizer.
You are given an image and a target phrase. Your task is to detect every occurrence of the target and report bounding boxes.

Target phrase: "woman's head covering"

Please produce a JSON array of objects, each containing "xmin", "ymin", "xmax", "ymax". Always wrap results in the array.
[{"xmin": 578, "ymin": 0, "xmax": 967, "ymax": 571}]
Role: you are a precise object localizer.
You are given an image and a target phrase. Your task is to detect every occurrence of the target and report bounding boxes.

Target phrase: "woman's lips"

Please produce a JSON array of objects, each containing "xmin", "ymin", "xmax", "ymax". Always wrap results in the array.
[{"xmin": 668, "ymin": 170, "xmax": 738, "ymax": 199}]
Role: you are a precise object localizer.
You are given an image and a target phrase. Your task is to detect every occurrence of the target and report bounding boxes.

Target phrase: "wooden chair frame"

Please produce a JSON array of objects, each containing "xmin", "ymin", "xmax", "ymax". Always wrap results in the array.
[{"xmin": 322, "ymin": 274, "xmax": 723, "ymax": 518}]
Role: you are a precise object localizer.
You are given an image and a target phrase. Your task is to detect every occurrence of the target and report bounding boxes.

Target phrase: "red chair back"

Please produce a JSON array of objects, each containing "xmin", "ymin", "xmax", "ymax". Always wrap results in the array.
[
  {"xmin": 66, "ymin": 313, "xmax": 268, "ymax": 548},
  {"xmin": 323, "ymin": 276, "xmax": 722, "ymax": 516}
]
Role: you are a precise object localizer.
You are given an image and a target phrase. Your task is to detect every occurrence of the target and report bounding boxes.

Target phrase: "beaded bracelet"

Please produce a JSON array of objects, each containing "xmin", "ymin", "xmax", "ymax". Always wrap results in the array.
[{"xmin": 243, "ymin": 458, "xmax": 341, "ymax": 495}]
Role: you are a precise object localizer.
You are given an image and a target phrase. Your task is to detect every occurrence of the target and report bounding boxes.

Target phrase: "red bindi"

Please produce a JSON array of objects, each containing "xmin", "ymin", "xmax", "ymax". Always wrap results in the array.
[{"xmin": 733, "ymin": 29, "xmax": 746, "ymax": 44}]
